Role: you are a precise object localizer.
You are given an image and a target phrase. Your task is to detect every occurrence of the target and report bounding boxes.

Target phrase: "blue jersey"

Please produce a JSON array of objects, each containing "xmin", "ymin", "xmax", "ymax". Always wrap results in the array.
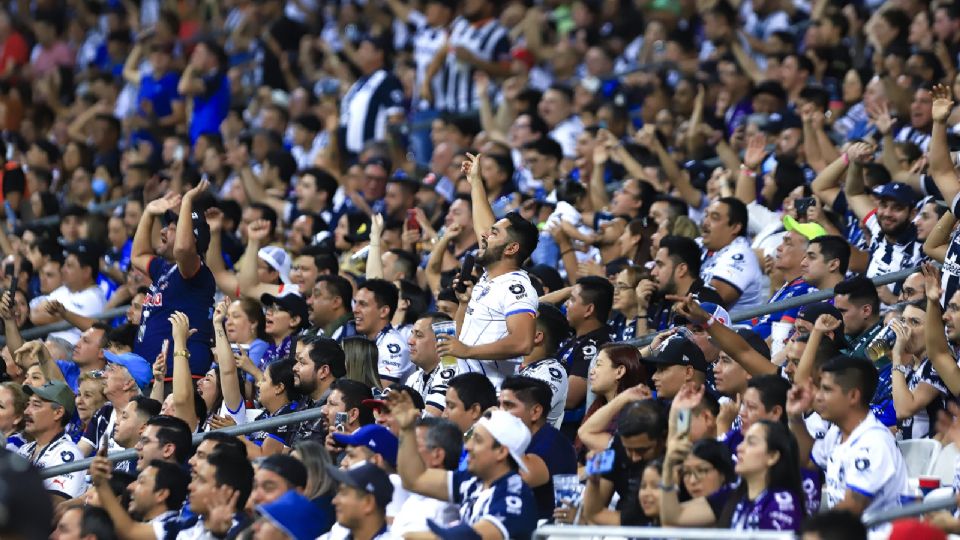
[
  {"xmin": 134, "ymin": 257, "xmax": 216, "ymax": 375},
  {"xmin": 449, "ymin": 470, "xmax": 537, "ymax": 540},
  {"xmin": 752, "ymin": 278, "xmax": 818, "ymax": 339}
]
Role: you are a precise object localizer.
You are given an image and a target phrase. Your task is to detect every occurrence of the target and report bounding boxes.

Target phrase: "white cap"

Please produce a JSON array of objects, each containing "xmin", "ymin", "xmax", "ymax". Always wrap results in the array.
[
  {"xmin": 258, "ymin": 246, "xmax": 292, "ymax": 285},
  {"xmin": 476, "ymin": 410, "xmax": 531, "ymax": 473}
]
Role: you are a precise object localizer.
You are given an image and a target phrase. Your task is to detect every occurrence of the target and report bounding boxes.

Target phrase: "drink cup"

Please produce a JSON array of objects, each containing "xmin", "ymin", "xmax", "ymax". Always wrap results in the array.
[
  {"xmin": 919, "ymin": 476, "xmax": 941, "ymax": 497},
  {"xmin": 432, "ymin": 321, "xmax": 458, "ymax": 367}
]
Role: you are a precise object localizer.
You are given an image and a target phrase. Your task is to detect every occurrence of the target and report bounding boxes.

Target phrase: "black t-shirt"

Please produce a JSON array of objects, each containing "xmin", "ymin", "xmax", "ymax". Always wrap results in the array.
[
  {"xmin": 559, "ymin": 326, "xmax": 611, "ymax": 381},
  {"xmin": 601, "ymin": 435, "xmax": 646, "ymax": 524}
]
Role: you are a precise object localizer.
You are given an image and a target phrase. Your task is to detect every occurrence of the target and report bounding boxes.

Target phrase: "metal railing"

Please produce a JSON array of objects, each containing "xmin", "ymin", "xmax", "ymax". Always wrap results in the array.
[
  {"xmin": 533, "ymin": 526, "xmax": 793, "ymax": 539},
  {"xmin": 39, "ymin": 406, "xmax": 325, "ymax": 478},
  {"xmin": 626, "ymin": 266, "xmax": 922, "ymax": 347},
  {"xmin": 0, "ymin": 306, "xmax": 130, "ymax": 347},
  {"xmin": 863, "ymin": 494, "xmax": 959, "ymax": 527}
]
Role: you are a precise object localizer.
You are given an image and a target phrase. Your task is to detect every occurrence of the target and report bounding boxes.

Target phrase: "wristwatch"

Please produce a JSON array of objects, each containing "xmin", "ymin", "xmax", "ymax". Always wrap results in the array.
[{"xmin": 893, "ymin": 364, "xmax": 910, "ymax": 377}]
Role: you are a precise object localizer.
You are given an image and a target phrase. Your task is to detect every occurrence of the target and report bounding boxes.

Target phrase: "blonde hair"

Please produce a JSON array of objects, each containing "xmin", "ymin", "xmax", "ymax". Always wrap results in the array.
[
  {"xmin": 0, "ymin": 382, "xmax": 27, "ymax": 432},
  {"xmin": 342, "ymin": 336, "xmax": 382, "ymax": 389}
]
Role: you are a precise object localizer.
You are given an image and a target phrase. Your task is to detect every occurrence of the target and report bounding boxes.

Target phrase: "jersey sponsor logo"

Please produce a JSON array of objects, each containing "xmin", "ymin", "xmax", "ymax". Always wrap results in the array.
[
  {"xmin": 387, "ymin": 343, "xmax": 401, "ymax": 355},
  {"xmin": 855, "ymin": 457, "xmax": 870, "ymax": 471},
  {"xmin": 509, "ymin": 284, "xmax": 525, "ymax": 296},
  {"xmin": 50, "ymin": 477, "xmax": 66, "ymax": 488},
  {"xmin": 61, "ymin": 451, "xmax": 74, "ymax": 462},
  {"xmin": 582, "ymin": 344, "xmax": 597, "ymax": 358},
  {"xmin": 143, "ymin": 292, "xmax": 164, "ymax": 307},
  {"xmin": 732, "ymin": 253, "xmax": 744, "ymax": 261},
  {"xmin": 548, "ymin": 367, "xmax": 563, "ymax": 381}
]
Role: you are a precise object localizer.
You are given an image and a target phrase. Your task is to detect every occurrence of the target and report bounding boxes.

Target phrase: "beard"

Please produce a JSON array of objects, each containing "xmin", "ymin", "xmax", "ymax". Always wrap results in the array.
[
  {"xmin": 476, "ymin": 241, "xmax": 506, "ymax": 267},
  {"xmin": 879, "ymin": 217, "xmax": 911, "ymax": 238}
]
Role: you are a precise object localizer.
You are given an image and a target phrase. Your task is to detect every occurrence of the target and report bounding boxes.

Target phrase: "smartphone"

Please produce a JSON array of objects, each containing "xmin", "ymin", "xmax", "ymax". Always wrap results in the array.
[
  {"xmin": 160, "ymin": 339, "xmax": 169, "ymax": 364},
  {"xmin": 585, "ymin": 449, "xmax": 615, "ymax": 476},
  {"xmin": 454, "ymin": 253, "xmax": 475, "ymax": 294},
  {"xmin": 794, "ymin": 197, "xmax": 815, "ymax": 219},
  {"xmin": 405, "ymin": 209, "xmax": 420, "ymax": 232},
  {"xmin": 334, "ymin": 411, "xmax": 349, "ymax": 432},
  {"xmin": 172, "ymin": 145, "xmax": 185, "ymax": 163},
  {"xmin": 676, "ymin": 408, "xmax": 691, "ymax": 437},
  {"xmin": 98, "ymin": 430, "xmax": 110, "ymax": 457}
]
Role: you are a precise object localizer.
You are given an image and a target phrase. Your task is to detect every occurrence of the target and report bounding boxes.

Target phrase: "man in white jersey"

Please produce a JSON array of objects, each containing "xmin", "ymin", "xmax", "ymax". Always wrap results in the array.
[
  {"xmin": 787, "ymin": 355, "xmax": 908, "ymax": 521},
  {"xmin": 20, "ymin": 381, "xmax": 85, "ymax": 503},
  {"xmin": 518, "ymin": 304, "xmax": 570, "ymax": 428},
  {"xmin": 437, "ymin": 153, "xmax": 539, "ymax": 389},
  {"xmin": 352, "ymin": 278, "xmax": 413, "ymax": 386},
  {"xmin": 699, "ymin": 197, "xmax": 763, "ymax": 312}
]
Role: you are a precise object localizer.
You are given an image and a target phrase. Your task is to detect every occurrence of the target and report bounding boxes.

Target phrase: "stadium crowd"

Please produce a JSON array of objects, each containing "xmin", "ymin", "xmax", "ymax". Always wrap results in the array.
[{"xmin": 9, "ymin": 0, "xmax": 960, "ymax": 538}]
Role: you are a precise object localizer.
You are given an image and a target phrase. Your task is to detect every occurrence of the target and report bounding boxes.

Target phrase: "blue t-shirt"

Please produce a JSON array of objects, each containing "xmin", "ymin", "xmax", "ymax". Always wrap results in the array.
[
  {"xmin": 752, "ymin": 278, "xmax": 818, "ymax": 339},
  {"xmin": 134, "ymin": 257, "xmax": 216, "ymax": 375},
  {"xmin": 189, "ymin": 71, "xmax": 230, "ymax": 143},
  {"xmin": 526, "ymin": 425, "xmax": 577, "ymax": 520},
  {"xmin": 450, "ymin": 470, "xmax": 537, "ymax": 540},
  {"xmin": 137, "ymin": 72, "xmax": 181, "ymax": 119}
]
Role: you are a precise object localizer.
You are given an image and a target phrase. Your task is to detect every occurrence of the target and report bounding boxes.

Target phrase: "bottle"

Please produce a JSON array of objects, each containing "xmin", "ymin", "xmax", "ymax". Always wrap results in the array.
[{"xmin": 865, "ymin": 323, "xmax": 897, "ymax": 361}]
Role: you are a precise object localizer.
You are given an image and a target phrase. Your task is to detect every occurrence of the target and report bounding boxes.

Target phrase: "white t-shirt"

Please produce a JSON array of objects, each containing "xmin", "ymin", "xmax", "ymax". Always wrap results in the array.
[
  {"xmin": 699, "ymin": 236, "xmax": 764, "ymax": 312},
  {"xmin": 458, "ymin": 270, "xmax": 539, "ymax": 389},
  {"xmin": 19, "ymin": 433, "xmax": 86, "ymax": 499},
  {"xmin": 375, "ymin": 325, "xmax": 414, "ymax": 384},
  {"xmin": 811, "ymin": 412, "xmax": 908, "ymax": 518},
  {"xmin": 46, "ymin": 285, "xmax": 107, "ymax": 345},
  {"xmin": 391, "ymin": 492, "xmax": 460, "ymax": 536},
  {"xmin": 549, "ymin": 116, "xmax": 583, "ymax": 159},
  {"xmin": 518, "ymin": 357, "xmax": 568, "ymax": 429}
]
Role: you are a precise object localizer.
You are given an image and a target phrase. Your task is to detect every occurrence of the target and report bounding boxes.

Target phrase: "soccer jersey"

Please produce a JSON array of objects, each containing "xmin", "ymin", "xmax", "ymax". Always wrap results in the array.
[
  {"xmin": 135, "ymin": 257, "xmax": 216, "ymax": 375},
  {"xmin": 405, "ymin": 364, "xmax": 456, "ymax": 412},
  {"xmin": 46, "ymin": 284, "xmax": 106, "ymax": 345},
  {"xmin": 899, "ymin": 358, "xmax": 948, "ymax": 440},
  {"xmin": 940, "ymin": 193, "xmax": 960, "ymax": 307},
  {"xmin": 458, "ymin": 270, "xmax": 538, "ymax": 388},
  {"xmin": 729, "ymin": 489, "xmax": 803, "ymax": 531},
  {"xmin": 811, "ymin": 412, "xmax": 908, "ymax": 516},
  {"xmin": 518, "ymin": 357, "xmax": 569, "ymax": 428},
  {"xmin": 447, "ymin": 470, "xmax": 538, "ymax": 540},
  {"xmin": 374, "ymin": 324, "xmax": 413, "ymax": 383},
  {"xmin": 752, "ymin": 278, "xmax": 818, "ymax": 339},
  {"xmin": 18, "ymin": 432, "xmax": 85, "ymax": 499},
  {"xmin": 862, "ymin": 210, "xmax": 921, "ymax": 295},
  {"xmin": 699, "ymin": 236, "xmax": 764, "ymax": 312},
  {"xmin": 79, "ymin": 403, "xmax": 122, "ymax": 454}
]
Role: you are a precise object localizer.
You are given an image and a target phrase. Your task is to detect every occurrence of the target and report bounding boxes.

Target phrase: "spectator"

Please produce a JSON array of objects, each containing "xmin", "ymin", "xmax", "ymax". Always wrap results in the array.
[
  {"xmin": 290, "ymin": 440, "xmax": 338, "ymax": 533},
  {"xmin": 699, "ymin": 197, "xmax": 764, "ymax": 311},
  {"xmin": 641, "ymin": 235, "xmax": 724, "ymax": 333},
  {"xmin": 292, "ymin": 335, "xmax": 346, "ymax": 443},
  {"xmin": 111, "ymin": 395, "xmax": 161, "ymax": 473},
  {"xmin": 89, "ymin": 458, "xmax": 189, "ymax": 535},
  {"xmin": 259, "ymin": 293, "xmax": 310, "ymax": 368},
  {"xmin": 134, "ymin": 415, "xmax": 192, "ymax": 471},
  {"xmin": 326, "ymin": 462, "xmax": 394, "ymax": 540},
  {"xmin": 321, "ymin": 378, "xmax": 375, "ymax": 460},
  {"xmin": 178, "ymin": 39, "xmax": 230, "ymax": 144},
  {"xmin": 339, "ymin": 36, "xmax": 404, "ymax": 160},
  {"xmin": 20, "ymin": 380, "xmax": 85, "ymax": 502},
  {"xmin": 52, "ymin": 506, "xmax": 118, "ymax": 540},
  {"xmin": 306, "ymin": 275, "xmax": 355, "ymax": 340},
  {"xmin": 248, "ymin": 454, "xmax": 308, "ymax": 509},
  {"xmin": 889, "ymin": 301, "xmax": 947, "ymax": 440},
  {"xmin": 559, "ymin": 275, "xmax": 613, "ymax": 432},
  {"xmin": 30, "ymin": 242, "xmax": 106, "ymax": 345},
  {"xmin": 500, "ymin": 375, "xmax": 577, "ymax": 521},
  {"xmin": 404, "ymin": 312, "xmax": 456, "ymax": 416},
  {"xmin": 802, "ymin": 235, "xmax": 851, "ymax": 291},
  {"xmin": 78, "ymin": 347, "xmax": 148, "ymax": 456},
  {"xmin": 788, "ymin": 355, "xmax": 908, "ymax": 517},
  {"xmin": 799, "ymin": 509, "xmax": 867, "ymax": 540},
  {"xmin": 645, "ymin": 334, "xmax": 710, "ymax": 401},
  {"xmin": 349, "ymin": 279, "xmax": 411, "ymax": 385},
  {"xmin": 253, "ymin": 490, "xmax": 330, "ymax": 540},
  {"xmin": 518, "ymin": 303, "xmax": 570, "ymax": 428},
  {"xmin": 442, "ymin": 372, "xmax": 497, "ymax": 438}
]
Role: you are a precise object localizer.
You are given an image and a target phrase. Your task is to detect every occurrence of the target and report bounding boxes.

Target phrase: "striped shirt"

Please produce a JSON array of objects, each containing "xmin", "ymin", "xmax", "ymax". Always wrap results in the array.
[
  {"xmin": 862, "ymin": 209, "xmax": 921, "ymax": 295},
  {"xmin": 435, "ymin": 17, "xmax": 510, "ymax": 112},
  {"xmin": 339, "ymin": 69, "xmax": 405, "ymax": 154},
  {"xmin": 894, "ymin": 124, "xmax": 931, "ymax": 152},
  {"xmin": 407, "ymin": 10, "xmax": 448, "ymax": 104},
  {"xmin": 941, "ymin": 192, "xmax": 960, "ymax": 306}
]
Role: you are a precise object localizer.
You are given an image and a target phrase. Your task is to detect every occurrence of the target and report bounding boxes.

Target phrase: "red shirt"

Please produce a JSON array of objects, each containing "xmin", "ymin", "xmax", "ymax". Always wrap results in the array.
[{"xmin": 0, "ymin": 32, "xmax": 28, "ymax": 73}]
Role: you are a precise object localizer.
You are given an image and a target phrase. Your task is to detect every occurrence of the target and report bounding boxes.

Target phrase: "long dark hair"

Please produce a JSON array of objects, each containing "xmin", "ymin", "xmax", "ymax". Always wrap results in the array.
[{"xmin": 718, "ymin": 420, "xmax": 805, "ymax": 526}]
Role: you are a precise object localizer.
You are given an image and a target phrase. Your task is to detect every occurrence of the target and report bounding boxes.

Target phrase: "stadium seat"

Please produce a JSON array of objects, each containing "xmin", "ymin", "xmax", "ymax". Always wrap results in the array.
[
  {"xmin": 931, "ymin": 443, "xmax": 960, "ymax": 486},
  {"xmin": 898, "ymin": 439, "xmax": 942, "ymax": 477}
]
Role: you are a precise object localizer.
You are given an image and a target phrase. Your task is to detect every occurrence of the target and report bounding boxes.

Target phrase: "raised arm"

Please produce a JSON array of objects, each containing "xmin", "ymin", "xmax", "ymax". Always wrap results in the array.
[
  {"xmin": 132, "ymin": 192, "xmax": 181, "ymax": 273},
  {"xmin": 203, "ymin": 207, "xmax": 239, "ymax": 295},
  {"xmin": 890, "ymin": 318, "xmax": 943, "ymax": 419},
  {"xmin": 463, "ymin": 153, "xmax": 495, "ymax": 242},
  {"xmin": 173, "ymin": 179, "xmax": 207, "ymax": 278},
  {"xmin": 391, "ymin": 391, "xmax": 450, "ymax": 500},
  {"xmin": 121, "ymin": 43, "xmax": 144, "ymax": 86},
  {"xmin": 212, "ymin": 299, "xmax": 243, "ymax": 413},
  {"xmin": 811, "ymin": 153, "xmax": 850, "ymax": 209},
  {"xmin": 922, "ymin": 264, "xmax": 960, "ymax": 395},
  {"xmin": 578, "ymin": 385, "xmax": 650, "ymax": 452},
  {"xmin": 672, "ymin": 296, "xmax": 776, "ymax": 375},
  {"xmin": 169, "ymin": 311, "xmax": 199, "ymax": 430},
  {"xmin": 366, "ymin": 215, "xmax": 385, "ymax": 280},
  {"xmin": 236, "ymin": 219, "xmax": 283, "ymax": 299},
  {"xmin": 786, "ymin": 380, "xmax": 817, "ymax": 469},
  {"xmin": 425, "ymin": 224, "xmax": 461, "ymax": 294},
  {"xmin": 438, "ymin": 312, "xmax": 536, "ymax": 361},
  {"xmin": 930, "ymin": 84, "xmax": 960, "ymax": 206},
  {"xmin": 0, "ymin": 292, "xmax": 23, "ymax": 354},
  {"xmin": 736, "ymin": 134, "xmax": 767, "ymax": 206},
  {"xmin": 843, "ymin": 142, "xmax": 879, "ymax": 220}
]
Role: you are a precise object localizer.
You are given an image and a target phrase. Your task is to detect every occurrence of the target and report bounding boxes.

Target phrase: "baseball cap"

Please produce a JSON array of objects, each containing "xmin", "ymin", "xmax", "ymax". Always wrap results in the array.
[
  {"xmin": 797, "ymin": 302, "xmax": 849, "ymax": 348},
  {"xmin": 24, "ymin": 380, "xmax": 76, "ymax": 417},
  {"xmin": 782, "ymin": 215, "xmax": 826, "ymax": 241},
  {"xmin": 260, "ymin": 292, "xmax": 310, "ymax": 328},
  {"xmin": 160, "ymin": 210, "xmax": 211, "ymax": 257},
  {"xmin": 259, "ymin": 246, "xmax": 292, "ymax": 285},
  {"xmin": 873, "ymin": 182, "xmax": 918, "ymax": 206},
  {"xmin": 104, "ymin": 351, "xmax": 153, "ymax": 391},
  {"xmin": 332, "ymin": 424, "xmax": 399, "ymax": 468},
  {"xmin": 761, "ymin": 110, "xmax": 801, "ymax": 133},
  {"xmin": 324, "ymin": 462, "xmax": 394, "ymax": 508},
  {"xmin": 257, "ymin": 490, "xmax": 327, "ymax": 540},
  {"xmin": 735, "ymin": 328, "xmax": 770, "ymax": 357},
  {"xmin": 258, "ymin": 455, "xmax": 307, "ymax": 489},
  {"xmin": 672, "ymin": 302, "xmax": 730, "ymax": 329},
  {"xmin": 474, "ymin": 409, "xmax": 531, "ymax": 473},
  {"xmin": 644, "ymin": 334, "xmax": 710, "ymax": 373},
  {"xmin": 62, "ymin": 240, "xmax": 103, "ymax": 272},
  {"xmin": 362, "ymin": 384, "xmax": 425, "ymax": 412}
]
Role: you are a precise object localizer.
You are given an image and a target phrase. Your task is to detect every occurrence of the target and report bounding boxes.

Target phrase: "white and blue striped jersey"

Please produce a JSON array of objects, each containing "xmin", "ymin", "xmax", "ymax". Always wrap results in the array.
[
  {"xmin": 406, "ymin": 10, "xmax": 448, "ymax": 104},
  {"xmin": 435, "ymin": 17, "xmax": 510, "ymax": 112},
  {"xmin": 863, "ymin": 209, "xmax": 921, "ymax": 295},
  {"xmin": 458, "ymin": 270, "xmax": 538, "ymax": 389},
  {"xmin": 339, "ymin": 69, "xmax": 405, "ymax": 154}
]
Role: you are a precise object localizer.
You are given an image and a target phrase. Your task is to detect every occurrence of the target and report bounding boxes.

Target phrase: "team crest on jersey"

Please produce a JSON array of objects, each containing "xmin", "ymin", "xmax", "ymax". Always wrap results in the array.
[
  {"xmin": 509, "ymin": 284, "xmax": 525, "ymax": 296},
  {"xmin": 61, "ymin": 451, "xmax": 74, "ymax": 462},
  {"xmin": 855, "ymin": 457, "xmax": 870, "ymax": 471},
  {"xmin": 387, "ymin": 344, "xmax": 401, "ymax": 354}
]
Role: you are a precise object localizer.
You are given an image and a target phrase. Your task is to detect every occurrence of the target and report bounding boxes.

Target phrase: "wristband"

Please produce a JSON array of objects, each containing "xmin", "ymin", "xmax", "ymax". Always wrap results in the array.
[
  {"xmin": 174, "ymin": 350, "xmax": 191, "ymax": 359},
  {"xmin": 658, "ymin": 482, "xmax": 678, "ymax": 492},
  {"xmin": 705, "ymin": 315, "xmax": 717, "ymax": 327},
  {"xmin": 739, "ymin": 164, "xmax": 756, "ymax": 177}
]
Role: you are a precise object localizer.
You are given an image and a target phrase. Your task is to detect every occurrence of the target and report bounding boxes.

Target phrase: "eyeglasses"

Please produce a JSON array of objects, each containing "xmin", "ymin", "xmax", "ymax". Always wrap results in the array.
[
  {"xmin": 680, "ymin": 466, "xmax": 715, "ymax": 480},
  {"xmin": 137, "ymin": 436, "xmax": 158, "ymax": 447}
]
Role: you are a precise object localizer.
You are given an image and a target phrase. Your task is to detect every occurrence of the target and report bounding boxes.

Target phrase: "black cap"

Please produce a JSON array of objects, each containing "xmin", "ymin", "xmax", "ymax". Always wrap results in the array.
[
  {"xmin": 762, "ymin": 110, "xmax": 802, "ymax": 133},
  {"xmin": 293, "ymin": 113, "xmax": 322, "ymax": 133},
  {"xmin": 261, "ymin": 293, "xmax": 310, "ymax": 329},
  {"xmin": 324, "ymin": 462, "xmax": 394, "ymax": 509},
  {"xmin": 645, "ymin": 334, "xmax": 709, "ymax": 372},
  {"xmin": 161, "ymin": 210, "xmax": 211, "ymax": 257},
  {"xmin": 62, "ymin": 240, "xmax": 103, "ymax": 273},
  {"xmin": 797, "ymin": 302, "xmax": 849, "ymax": 348},
  {"xmin": 735, "ymin": 328, "xmax": 770, "ymax": 357},
  {"xmin": 258, "ymin": 454, "xmax": 308, "ymax": 489}
]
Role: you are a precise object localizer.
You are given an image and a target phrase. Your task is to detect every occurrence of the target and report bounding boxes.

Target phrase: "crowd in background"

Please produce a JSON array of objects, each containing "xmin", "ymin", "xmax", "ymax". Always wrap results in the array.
[{"xmin": 8, "ymin": 0, "xmax": 960, "ymax": 538}]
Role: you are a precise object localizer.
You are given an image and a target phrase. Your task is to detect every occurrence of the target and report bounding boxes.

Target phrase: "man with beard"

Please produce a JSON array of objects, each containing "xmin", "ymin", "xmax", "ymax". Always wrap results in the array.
[
  {"xmin": 844, "ymin": 142, "xmax": 920, "ymax": 305},
  {"xmin": 89, "ymin": 459, "xmax": 190, "ymax": 537},
  {"xmin": 639, "ymin": 235, "xmax": 723, "ymax": 334},
  {"xmin": 920, "ymin": 264, "xmax": 960, "ymax": 397},
  {"xmin": 436, "ymin": 154, "xmax": 539, "ymax": 390},
  {"xmin": 292, "ymin": 335, "xmax": 347, "ymax": 443}
]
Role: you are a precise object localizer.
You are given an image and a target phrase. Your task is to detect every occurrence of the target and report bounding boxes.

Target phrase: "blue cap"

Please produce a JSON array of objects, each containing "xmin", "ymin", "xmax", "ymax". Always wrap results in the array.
[
  {"xmin": 427, "ymin": 520, "xmax": 483, "ymax": 540},
  {"xmin": 103, "ymin": 351, "xmax": 152, "ymax": 390},
  {"xmin": 257, "ymin": 490, "xmax": 326, "ymax": 540},
  {"xmin": 332, "ymin": 424, "xmax": 398, "ymax": 468},
  {"xmin": 872, "ymin": 182, "xmax": 918, "ymax": 206}
]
